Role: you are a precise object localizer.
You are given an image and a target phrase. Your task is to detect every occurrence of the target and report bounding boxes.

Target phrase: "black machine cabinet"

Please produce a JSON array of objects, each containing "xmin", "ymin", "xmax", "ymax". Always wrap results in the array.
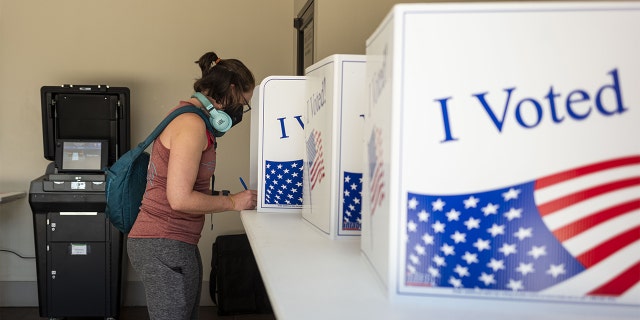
[
  {"xmin": 29, "ymin": 85, "xmax": 130, "ymax": 320},
  {"xmin": 30, "ymin": 170, "xmax": 121, "ymax": 319}
]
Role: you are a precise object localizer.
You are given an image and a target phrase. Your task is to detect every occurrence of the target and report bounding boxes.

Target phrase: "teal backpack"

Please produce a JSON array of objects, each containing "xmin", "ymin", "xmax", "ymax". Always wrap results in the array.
[{"xmin": 105, "ymin": 106, "xmax": 214, "ymax": 233}]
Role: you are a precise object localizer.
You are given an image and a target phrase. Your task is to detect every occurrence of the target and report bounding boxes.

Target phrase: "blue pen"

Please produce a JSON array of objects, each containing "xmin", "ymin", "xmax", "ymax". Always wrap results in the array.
[{"xmin": 239, "ymin": 177, "xmax": 248, "ymax": 190}]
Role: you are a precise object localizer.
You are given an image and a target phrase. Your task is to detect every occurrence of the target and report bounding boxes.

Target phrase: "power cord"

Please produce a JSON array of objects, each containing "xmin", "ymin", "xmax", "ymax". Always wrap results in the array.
[{"xmin": 0, "ymin": 249, "xmax": 36, "ymax": 259}]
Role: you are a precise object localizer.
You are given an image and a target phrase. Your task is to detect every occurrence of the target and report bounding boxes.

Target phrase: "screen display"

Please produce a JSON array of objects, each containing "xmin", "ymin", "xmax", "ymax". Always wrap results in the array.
[{"xmin": 56, "ymin": 140, "xmax": 107, "ymax": 172}]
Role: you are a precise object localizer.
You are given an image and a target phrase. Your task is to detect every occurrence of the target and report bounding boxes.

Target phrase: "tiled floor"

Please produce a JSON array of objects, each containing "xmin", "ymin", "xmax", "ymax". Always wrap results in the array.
[{"xmin": 0, "ymin": 306, "xmax": 276, "ymax": 319}]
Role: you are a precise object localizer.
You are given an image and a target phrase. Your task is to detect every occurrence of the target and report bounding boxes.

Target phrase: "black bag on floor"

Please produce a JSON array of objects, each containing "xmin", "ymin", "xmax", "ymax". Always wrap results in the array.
[{"xmin": 210, "ymin": 234, "xmax": 273, "ymax": 316}]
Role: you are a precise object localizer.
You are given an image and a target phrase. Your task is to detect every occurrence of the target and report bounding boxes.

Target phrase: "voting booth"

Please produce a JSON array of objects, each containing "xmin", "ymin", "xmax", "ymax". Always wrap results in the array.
[
  {"xmin": 302, "ymin": 55, "xmax": 366, "ymax": 238},
  {"xmin": 250, "ymin": 76, "xmax": 307, "ymax": 213},
  {"xmin": 361, "ymin": 2, "xmax": 640, "ymax": 306},
  {"xmin": 28, "ymin": 85, "xmax": 130, "ymax": 319}
]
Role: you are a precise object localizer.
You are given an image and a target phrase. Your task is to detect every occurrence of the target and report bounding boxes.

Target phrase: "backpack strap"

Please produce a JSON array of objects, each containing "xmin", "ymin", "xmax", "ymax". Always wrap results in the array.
[{"xmin": 130, "ymin": 105, "xmax": 214, "ymax": 158}]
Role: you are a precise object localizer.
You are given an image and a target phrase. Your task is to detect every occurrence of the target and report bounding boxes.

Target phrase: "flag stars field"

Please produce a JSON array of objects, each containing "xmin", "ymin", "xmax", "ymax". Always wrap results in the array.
[{"xmin": 264, "ymin": 159, "xmax": 303, "ymax": 206}]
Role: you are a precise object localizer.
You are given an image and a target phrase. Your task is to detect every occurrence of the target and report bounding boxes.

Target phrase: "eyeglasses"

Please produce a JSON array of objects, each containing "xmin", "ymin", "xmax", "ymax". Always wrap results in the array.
[{"xmin": 241, "ymin": 96, "xmax": 252, "ymax": 114}]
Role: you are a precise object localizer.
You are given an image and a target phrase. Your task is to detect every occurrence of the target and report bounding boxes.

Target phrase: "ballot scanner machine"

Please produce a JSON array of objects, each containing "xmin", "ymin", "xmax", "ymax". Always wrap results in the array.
[{"xmin": 28, "ymin": 85, "xmax": 130, "ymax": 319}]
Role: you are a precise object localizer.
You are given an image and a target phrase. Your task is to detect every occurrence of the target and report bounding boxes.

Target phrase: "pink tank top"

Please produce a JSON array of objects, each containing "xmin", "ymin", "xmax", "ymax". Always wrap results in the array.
[{"xmin": 128, "ymin": 105, "xmax": 216, "ymax": 245}]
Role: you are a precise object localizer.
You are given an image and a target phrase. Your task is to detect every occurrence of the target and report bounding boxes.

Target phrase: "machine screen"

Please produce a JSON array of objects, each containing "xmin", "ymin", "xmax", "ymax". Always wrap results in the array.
[{"xmin": 56, "ymin": 140, "xmax": 108, "ymax": 172}]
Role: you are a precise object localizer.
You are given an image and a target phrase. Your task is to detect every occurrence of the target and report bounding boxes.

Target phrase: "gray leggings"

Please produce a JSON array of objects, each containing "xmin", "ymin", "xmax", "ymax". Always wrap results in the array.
[{"xmin": 127, "ymin": 238, "xmax": 202, "ymax": 320}]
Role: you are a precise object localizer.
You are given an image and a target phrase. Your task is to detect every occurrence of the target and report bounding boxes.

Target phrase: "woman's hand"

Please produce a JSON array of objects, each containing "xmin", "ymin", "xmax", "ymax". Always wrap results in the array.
[{"xmin": 229, "ymin": 189, "xmax": 257, "ymax": 210}]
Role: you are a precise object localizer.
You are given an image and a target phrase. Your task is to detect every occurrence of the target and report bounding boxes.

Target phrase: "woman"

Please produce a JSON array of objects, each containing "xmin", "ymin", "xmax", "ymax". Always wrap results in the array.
[{"xmin": 127, "ymin": 51, "xmax": 257, "ymax": 320}]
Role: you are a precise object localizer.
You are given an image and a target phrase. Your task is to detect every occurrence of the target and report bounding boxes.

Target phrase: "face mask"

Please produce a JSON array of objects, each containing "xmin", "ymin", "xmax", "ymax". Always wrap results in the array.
[{"xmin": 227, "ymin": 107, "xmax": 243, "ymax": 127}]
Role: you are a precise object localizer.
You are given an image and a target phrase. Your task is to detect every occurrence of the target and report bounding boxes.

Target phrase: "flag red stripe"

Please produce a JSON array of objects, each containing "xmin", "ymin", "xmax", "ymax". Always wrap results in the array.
[
  {"xmin": 535, "ymin": 155, "xmax": 640, "ymax": 189},
  {"xmin": 537, "ymin": 177, "xmax": 640, "ymax": 216},
  {"xmin": 371, "ymin": 165, "xmax": 383, "ymax": 192},
  {"xmin": 311, "ymin": 172, "xmax": 325, "ymax": 190},
  {"xmin": 371, "ymin": 181, "xmax": 384, "ymax": 211},
  {"xmin": 552, "ymin": 199, "xmax": 640, "ymax": 241},
  {"xmin": 309, "ymin": 131, "xmax": 324, "ymax": 190},
  {"xmin": 310, "ymin": 159, "xmax": 324, "ymax": 190},
  {"xmin": 371, "ymin": 163, "xmax": 384, "ymax": 213},
  {"xmin": 370, "ymin": 127, "xmax": 384, "ymax": 214},
  {"xmin": 310, "ymin": 158, "xmax": 323, "ymax": 179},
  {"xmin": 588, "ymin": 261, "xmax": 640, "ymax": 296},
  {"xmin": 576, "ymin": 226, "xmax": 640, "ymax": 268}
]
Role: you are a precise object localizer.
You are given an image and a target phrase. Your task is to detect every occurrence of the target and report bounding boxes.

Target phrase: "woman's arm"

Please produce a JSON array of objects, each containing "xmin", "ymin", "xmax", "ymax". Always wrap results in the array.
[{"xmin": 162, "ymin": 113, "xmax": 255, "ymax": 214}]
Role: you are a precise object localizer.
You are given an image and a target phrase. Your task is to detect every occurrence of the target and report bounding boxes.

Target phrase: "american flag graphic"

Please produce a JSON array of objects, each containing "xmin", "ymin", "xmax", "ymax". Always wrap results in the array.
[
  {"xmin": 306, "ymin": 129, "xmax": 325, "ymax": 191},
  {"xmin": 368, "ymin": 126, "xmax": 385, "ymax": 215},
  {"xmin": 342, "ymin": 171, "xmax": 363, "ymax": 231},
  {"xmin": 264, "ymin": 159, "xmax": 304, "ymax": 206},
  {"xmin": 404, "ymin": 156, "xmax": 639, "ymax": 300}
]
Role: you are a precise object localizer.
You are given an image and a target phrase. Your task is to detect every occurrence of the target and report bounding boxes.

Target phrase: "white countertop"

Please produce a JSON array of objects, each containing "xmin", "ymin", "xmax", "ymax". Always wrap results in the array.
[{"xmin": 240, "ymin": 211, "xmax": 638, "ymax": 320}]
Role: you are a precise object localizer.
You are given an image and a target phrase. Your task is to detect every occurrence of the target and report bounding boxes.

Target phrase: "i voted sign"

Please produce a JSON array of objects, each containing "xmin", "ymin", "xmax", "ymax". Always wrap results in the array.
[
  {"xmin": 434, "ymin": 69, "xmax": 627, "ymax": 143},
  {"xmin": 251, "ymin": 76, "xmax": 306, "ymax": 213},
  {"xmin": 302, "ymin": 55, "xmax": 366, "ymax": 238},
  {"xmin": 362, "ymin": 2, "xmax": 640, "ymax": 307}
]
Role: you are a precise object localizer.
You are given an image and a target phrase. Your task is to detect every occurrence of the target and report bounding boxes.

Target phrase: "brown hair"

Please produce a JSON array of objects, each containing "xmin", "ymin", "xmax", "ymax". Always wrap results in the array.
[{"xmin": 193, "ymin": 51, "xmax": 255, "ymax": 114}]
